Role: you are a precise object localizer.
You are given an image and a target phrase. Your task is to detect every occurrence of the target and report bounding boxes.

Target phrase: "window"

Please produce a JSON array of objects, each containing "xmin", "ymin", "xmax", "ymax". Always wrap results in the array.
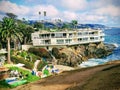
[
  {"xmin": 90, "ymin": 37, "xmax": 94, "ymax": 40},
  {"xmin": 94, "ymin": 37, "xmax": 98, "ymax": 40},
  {"xmin": 69, "ymin": 33, "xmax": 73, "ymax": 37},
  {"xmin": 57, "ymin": 39, "xmax": 64, "ymax": 44},
  {"xmin": 51, "ymin": 33, "xmax": 55, "ymax": 38},
  {"xmin": 78, "ymin": 32, "xmax": 82, "ymax": 36},
  {"xmin": 83, "ymin": 37, "xmax": 88, "ymax": 41},
  {"xmin": 100, "ymin": 36, "xmax": 103, "ymax": 38},
  {"xmin": 82, "ymin": 32, "xmax": 88, "ymax": 35},
  {"xmin": 65, "ymin": 39, "xmax": 71, "ymax": 43},
  {"xmin": 78, "ymin": 38, "xmax": 82, "ymax": 41}
]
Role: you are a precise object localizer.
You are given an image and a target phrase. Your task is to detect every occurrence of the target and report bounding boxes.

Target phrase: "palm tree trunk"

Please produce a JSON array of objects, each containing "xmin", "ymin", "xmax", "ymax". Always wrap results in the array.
[
  {"xmin": 24, "ymin": 37, "xmax": 27, "ymax": 44},
  {"xmin": 7, "ymin": 37, "xmax": 11, "ymax": 63}
]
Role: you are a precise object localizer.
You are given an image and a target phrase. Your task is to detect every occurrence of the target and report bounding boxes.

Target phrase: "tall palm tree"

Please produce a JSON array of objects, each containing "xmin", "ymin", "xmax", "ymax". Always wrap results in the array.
[{"xmin": 0, "ymin": 17, "xmax": 17, "ymax": 63}]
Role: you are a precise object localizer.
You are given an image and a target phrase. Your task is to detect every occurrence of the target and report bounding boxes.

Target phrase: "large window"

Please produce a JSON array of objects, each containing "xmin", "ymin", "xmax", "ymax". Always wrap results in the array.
[
  {"xmin": 78, "ymin": 32, "xmax": 82, "ymax": 36},
  {"xmin": 83, "ymin": 37, "xmax": 88, "ymax": 41},
  {"xmin": 57, "ymin": 39, "xmax": 64, "ymax": 44},
  {"xmin": 82, "ymin": 32, "xmax": 88, "ymax": 35},
  {"xmin": 55, "ymin": 33, "xmax": 66, "ymax": 38},
  {"xmin": 94, "ymin": 37, "xmax": 98, "ymax": 40},
  {"xmin": 65, "ymin": 39, "xmax": 72, "ymax": 43}
]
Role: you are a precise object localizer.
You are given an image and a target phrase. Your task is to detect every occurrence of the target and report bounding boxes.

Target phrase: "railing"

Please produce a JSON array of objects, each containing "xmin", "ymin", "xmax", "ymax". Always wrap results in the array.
[{"xmin": 33, "ymin": 38, "xmax": 104, "ymax": 46}]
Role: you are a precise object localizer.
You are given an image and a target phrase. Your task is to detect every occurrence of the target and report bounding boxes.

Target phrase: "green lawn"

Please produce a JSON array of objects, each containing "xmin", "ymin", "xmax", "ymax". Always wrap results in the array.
[{"xmin": 0, "ymin": 66, "xmax": 40, "ymax": 89}]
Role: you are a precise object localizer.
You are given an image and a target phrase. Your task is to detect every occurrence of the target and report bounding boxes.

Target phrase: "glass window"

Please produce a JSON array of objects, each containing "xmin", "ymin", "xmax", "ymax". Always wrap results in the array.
[{"xmin": 57, "ymin": 39, "xmax": 64, "ymax": 44}]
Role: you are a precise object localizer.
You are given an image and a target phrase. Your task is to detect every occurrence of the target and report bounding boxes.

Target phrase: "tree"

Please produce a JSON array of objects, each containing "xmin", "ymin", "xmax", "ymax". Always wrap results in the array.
[
  {"xmin": 0, "ymin": 17, "xmax": 17, "ymax": 63},
  {"xmin": 6, "ymin": 13, "xmax": 17, "ymax": 19},
  {"xmin": 23, "ymin": 25, "xmax": 34, "ymax": 44},
  {"xmin": 17, "ymin": 21, "xmax": 34, "ymax": 44},
  {"xmin": 71, "ymin": 20, "xmax": 78, "ymax": 29},
  {"xmin": 62, "ymin": 23, "xmax": 70, "ymax": 29},
  {"xmin": 34, "ymin": 21, "xmax": 44, "ymax": 31}
]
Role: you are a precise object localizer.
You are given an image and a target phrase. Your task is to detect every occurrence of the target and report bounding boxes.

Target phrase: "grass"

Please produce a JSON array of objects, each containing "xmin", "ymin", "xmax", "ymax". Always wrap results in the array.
[
  {"xmin": 69, "ymin": 64, "xmax": 120, "ymax": 90},
  {"xmin": 9, "ymin": 67, "xmax": 40, "ymax": 82},
  {"xmin": 0, "ymin": 66, "xmax": 40, "ymax": 89}
]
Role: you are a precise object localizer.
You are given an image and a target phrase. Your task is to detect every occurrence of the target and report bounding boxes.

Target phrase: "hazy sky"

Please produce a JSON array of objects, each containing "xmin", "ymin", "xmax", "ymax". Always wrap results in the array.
[{"xmin": 0, "ymin": 0, "xmax": 120, "ymax": 27}]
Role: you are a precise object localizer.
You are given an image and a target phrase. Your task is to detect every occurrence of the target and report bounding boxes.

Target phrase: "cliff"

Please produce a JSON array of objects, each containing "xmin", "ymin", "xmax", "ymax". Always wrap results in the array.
[
  {"xmin": 51, "ymin": 42, "xmax": 116, "ymax": 67},
  {"xmin": 28, "ymin": 42, "xmax": 116, "ymax": 67}
]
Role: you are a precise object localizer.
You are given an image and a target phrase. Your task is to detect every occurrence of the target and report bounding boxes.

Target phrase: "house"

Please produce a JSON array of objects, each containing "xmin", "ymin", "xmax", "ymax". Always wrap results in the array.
[{"xmin": 31, "ymin": 28, "xmax": 105, "ymax": 50}]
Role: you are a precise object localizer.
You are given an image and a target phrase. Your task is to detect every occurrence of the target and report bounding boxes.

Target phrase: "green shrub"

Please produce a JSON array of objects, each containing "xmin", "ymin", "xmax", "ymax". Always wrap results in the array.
[
  {"xmin": 37, "ymin": 61, "xmax": 47, "ymax": 71},
  {"xmin": 11, "ymin": 56, "xmax": 34, "ymax": 69},
  {"xmin": 11, "ymin": 50, "xmax": 41, "ymax": 63},
  {"xmin": 28, "ymin": 47, "xmax": 51, "ymax": 58},
  {"xmin": 19, "ymin": 50, "xmax": 27, "ymax": 58}
]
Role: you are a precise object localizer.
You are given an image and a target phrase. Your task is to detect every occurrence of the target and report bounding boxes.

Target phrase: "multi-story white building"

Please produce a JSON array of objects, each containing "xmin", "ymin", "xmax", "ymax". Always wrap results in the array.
[{"xmin": 31, "ymin": 28, "xmax": 104, "ymax": 47}]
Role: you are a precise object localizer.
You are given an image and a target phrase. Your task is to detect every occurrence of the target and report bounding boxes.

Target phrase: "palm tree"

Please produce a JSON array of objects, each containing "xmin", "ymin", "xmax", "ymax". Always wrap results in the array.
[
  {"xmin": 0, "ymin": 17, "xmax": 17, "ymax": 63},
  {"xmin": 17, "ymin": 21, "xmax": 34, "ymax": 44},
  {"xmin": 71, "ymin": 20, "xmax": 78, "ymax": 29}
]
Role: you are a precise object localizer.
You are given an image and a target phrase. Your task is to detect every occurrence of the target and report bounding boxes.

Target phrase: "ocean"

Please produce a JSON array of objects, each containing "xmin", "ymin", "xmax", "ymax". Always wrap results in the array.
[{"xmin": 80, "ymin": 28, "xmax": 120, "ymax": 67}]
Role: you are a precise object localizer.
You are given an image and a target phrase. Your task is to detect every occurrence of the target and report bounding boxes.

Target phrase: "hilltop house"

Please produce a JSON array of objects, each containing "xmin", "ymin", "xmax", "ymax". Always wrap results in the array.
[{"xmin": 31, "ymin": 28, "xmax": 105, "ymax": 50}]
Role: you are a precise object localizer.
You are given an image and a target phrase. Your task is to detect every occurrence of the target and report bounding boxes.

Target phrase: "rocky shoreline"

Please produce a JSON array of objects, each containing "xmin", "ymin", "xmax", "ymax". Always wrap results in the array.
[{"xmin": 51, "ymin": 42, "xmax": 116, "ymax": 67}]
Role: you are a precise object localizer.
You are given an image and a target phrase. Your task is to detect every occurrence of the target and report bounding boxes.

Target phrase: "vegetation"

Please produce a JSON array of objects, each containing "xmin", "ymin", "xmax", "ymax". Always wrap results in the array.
[
  {"xmin": 9, "ymin": 67, "xmax": 40, "ymax": 82},
  {"xmin": 28, "ymin": 47, "xmax": 52, "ymax": 58},
  {"xmin": 37, "ymin": 60, "xmax": 48, "ymax": 71},
  {"xmin": 11, "ymin": 56, "xmax": 34, "ymax": 69},
  {"xmin": 0, "ymin": 17, "xmax": 17, "ymax": 63},
  {"xmin": 0, "ymin": 67, "xmax": 40, "ymax": 89}
]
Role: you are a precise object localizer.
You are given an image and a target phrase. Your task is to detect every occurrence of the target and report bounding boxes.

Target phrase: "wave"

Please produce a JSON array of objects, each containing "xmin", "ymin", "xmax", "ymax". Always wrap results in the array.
[
  {"xmin": 80, "ymin": 46, "xmax": 120, "ymax": 68},
  {"xmin": 79, "ymin": 58, "xmax": 108, "ymax": 68},
  {"xmin": 104, "ymin": 42, "xmax": 120, "ymax": 48},
  {"xmin": 112, "ymin": 43, "xmax": 119, "ymax": 48}
]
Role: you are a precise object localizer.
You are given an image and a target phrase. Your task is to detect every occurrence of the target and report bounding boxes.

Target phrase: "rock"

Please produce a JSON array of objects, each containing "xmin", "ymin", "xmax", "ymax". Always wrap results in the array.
[{"xmin": 51, "ymin": 42, "xmax": 115, "ymax": 67}]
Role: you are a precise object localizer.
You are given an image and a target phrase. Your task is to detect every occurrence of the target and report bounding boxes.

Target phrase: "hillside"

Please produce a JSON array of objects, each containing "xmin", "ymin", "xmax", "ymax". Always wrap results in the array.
[{"xmin": 28, "ymin": 20, "xmax": 108, "ymax": 29}]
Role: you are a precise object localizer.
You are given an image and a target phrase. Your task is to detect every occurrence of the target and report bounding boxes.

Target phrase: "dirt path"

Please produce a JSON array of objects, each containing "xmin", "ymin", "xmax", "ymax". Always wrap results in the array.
[{"xmin": 11, "ymin": 63, "xmax": 119, "ymax": 90}]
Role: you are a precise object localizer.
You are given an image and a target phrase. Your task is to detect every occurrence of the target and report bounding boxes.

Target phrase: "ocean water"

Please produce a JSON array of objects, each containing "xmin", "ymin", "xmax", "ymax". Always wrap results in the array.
[{"xmin": 80, "ymin": 28, "xmax": 120, "ymax": 67}]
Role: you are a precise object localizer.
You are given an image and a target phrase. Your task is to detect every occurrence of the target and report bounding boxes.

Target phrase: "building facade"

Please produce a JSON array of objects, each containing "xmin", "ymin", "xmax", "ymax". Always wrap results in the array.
[{"xmin": 31, "ymin": 28, "xmax": 105, "ymax": 46}]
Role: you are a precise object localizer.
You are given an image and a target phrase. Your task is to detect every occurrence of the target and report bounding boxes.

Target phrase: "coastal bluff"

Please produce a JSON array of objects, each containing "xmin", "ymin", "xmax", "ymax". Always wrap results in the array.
[
  {"xmin": 51, "ymin": 42, "xmax": 116, "ymax": 67},
  {"xmin": 29, "ymin": 42, "xmax": 116, "ymax": 67}
]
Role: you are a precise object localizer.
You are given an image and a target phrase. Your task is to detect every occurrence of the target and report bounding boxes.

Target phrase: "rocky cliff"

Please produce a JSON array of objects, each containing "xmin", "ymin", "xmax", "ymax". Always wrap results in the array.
[{"xmin": 51, "ymin": 42, "xmax": 116, "ymax": 67}]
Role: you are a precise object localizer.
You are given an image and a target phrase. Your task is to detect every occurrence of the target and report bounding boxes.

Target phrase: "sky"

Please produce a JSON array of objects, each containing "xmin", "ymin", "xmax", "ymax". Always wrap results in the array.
[{"xmin": 0, "ymin": 0, "xmax": 120, "ymax": 27}]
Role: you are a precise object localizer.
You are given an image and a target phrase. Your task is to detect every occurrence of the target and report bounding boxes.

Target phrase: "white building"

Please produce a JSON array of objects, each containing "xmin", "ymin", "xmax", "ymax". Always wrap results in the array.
[{"xmin": 31, "ymin": 28, "xmax": 104, "ymax": 47}]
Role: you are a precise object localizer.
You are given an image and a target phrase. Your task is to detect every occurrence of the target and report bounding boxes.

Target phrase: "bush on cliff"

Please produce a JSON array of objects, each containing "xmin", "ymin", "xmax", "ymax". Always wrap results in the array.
[
  {"xmin": 37, "ymin": 60, "xmax": 48, "ymax": 71},
  {"xmin": 28, "ymin": 47, "xmax": 51, "ymax": 58},
  {"xmin": 11, "ymin": 56, "xmax": 34, "ymax": 69}
]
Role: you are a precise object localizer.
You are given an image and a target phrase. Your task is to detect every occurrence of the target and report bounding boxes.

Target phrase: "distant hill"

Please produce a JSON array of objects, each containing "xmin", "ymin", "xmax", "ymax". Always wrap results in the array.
[{"xmin": 28, "ymin": 20, "xmax": 108, "ymax": 29}]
